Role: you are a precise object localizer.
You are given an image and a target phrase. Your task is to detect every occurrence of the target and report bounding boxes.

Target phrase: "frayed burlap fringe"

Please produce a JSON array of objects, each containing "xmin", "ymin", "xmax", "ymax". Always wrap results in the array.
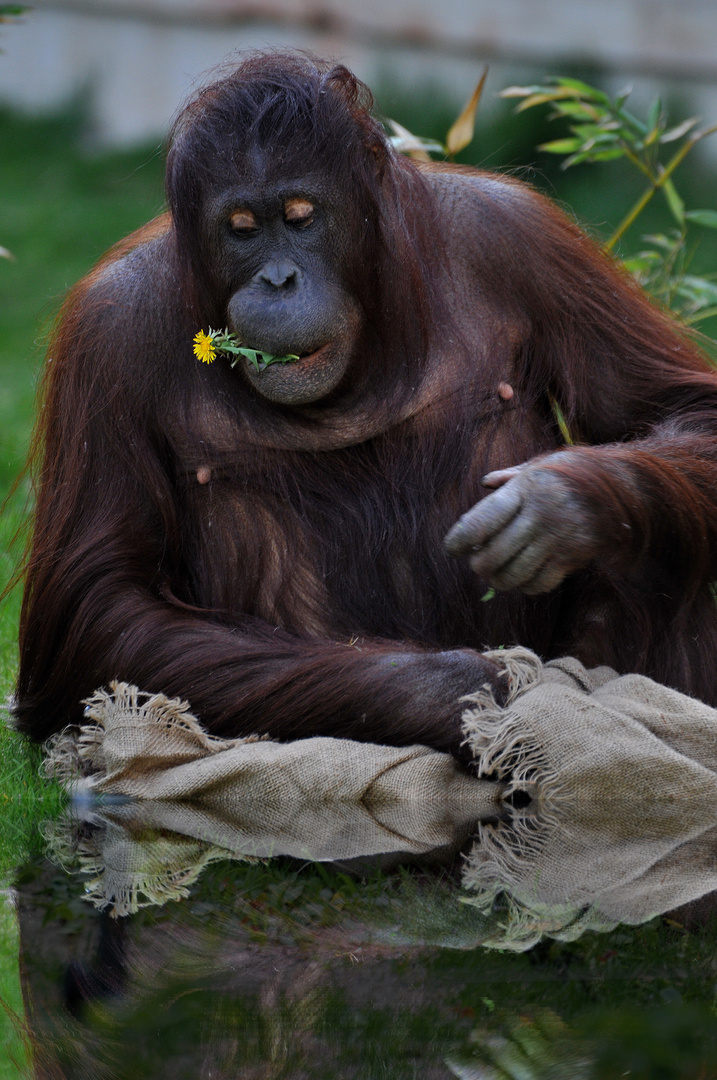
[
  {"xmin": 460, "ymin": 648, "xmax": 570, "ymax": 894},
  {"xmin": 82, "ymin": 682, "xmax": 235, "ymax": 749},
  {"xmin": 38, "ymin": 650, "xmax": 717, "ymax": 935},
  {"xmin": 42, "ymin": 681, "xmax": 256, "ymax": 786},
  {"xmin": 41, "ymin": 678, "xmax": 501, "ymax": 921},
  {"xmin": 461, "ymin": 647, "xmax": 565, "ymax": 807},
  {"xmin": 43, "ymin": 813, "xmax": 251, "ymax": 917},
  {"xmin": 459, "ymin": 649, "xmax": 717, "ymax": 950},
  {"xmin": 79, "ymin": 856, "xmax": 217, "ymax": 918}
]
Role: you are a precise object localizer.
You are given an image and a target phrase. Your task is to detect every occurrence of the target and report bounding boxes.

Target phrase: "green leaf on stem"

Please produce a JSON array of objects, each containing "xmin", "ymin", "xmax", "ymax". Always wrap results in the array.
[
  {"xmin": 662, "ymin": 178, "xmax": 686, "ymax": 227},
  {"xmin": 538, "ymin": 138, "xmax": 583, "ymax": 155},
  {"xmin": 685, "ymin": 209, "xmax": 717, "ymax": 229},
  {"xmin": 660, "ymin": 117, "xmax": 700, "ymax": 144}
]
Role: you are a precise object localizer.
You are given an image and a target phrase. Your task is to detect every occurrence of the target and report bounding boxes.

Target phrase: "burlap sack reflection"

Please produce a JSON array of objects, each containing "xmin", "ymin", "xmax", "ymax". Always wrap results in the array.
[
  {"xmin": 461, "ymin": 652, "xmax": 717, "ymax": 950},
  {"xmin": 43, "ymin": 681, "xmax": 500, "ymax": 864},
  {"xmin": 43, "ymin": 648, "xmax": 717, "ymax": 931}
]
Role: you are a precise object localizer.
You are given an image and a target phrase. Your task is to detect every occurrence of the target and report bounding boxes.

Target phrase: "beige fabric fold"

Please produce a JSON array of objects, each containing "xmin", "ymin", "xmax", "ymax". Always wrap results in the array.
[
  {"xmin": 461, "ymin": 650, "xmax": 717, "ymax": 948},
  {"xmin": 43, "ymin": 649, "xmax": 717, "ymax": 934},
  {"xmin": 43, "ymin": 681, "xmax": 501, "ymax": 864}
]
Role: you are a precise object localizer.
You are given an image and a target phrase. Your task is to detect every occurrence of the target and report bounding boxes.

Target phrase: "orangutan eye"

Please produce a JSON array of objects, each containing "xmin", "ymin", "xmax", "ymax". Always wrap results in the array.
[
  {"xmin": 230, "ymin": 209, "xmax": 258, "ymax": 232},
  {"xmin": 284, "ymin": 198, "xmax": 314, "ymax": 227}
]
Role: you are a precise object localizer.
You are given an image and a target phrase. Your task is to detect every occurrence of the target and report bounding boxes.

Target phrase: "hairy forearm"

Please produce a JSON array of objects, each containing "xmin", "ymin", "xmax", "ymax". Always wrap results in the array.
[
  {"xmin": 17, "ymin": 577, "xmax": 504, "ymax": 752},
  {"xmin": 545, "ymin": 433, "xmax": 717, "ymax": 586}
]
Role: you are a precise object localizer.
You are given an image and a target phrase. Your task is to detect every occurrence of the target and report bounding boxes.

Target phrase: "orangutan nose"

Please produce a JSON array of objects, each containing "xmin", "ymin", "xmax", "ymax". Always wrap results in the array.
[{"xmin": 257, "ymin": 260, "xmax": 298, "ymax": 289}]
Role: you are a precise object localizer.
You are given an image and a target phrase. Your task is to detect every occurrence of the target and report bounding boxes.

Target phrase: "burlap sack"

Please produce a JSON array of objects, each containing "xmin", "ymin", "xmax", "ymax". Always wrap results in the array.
[
  {"xmin": 461, "ymin": 650, "xmax": 717, "ymax": 948},
  {"xmin": 43, "ymin": 649, "xmax": 717, "ymax": 931},
  {"xmin": 44, "ymin": 682, "xmax": 501, "ymax": 863}
]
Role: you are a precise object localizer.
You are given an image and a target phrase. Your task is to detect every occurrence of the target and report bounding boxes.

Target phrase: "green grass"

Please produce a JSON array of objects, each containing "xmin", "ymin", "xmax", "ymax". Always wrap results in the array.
[{"xmin": 0, "ymin": 109, "xmax": 165, "ymax": 1068}]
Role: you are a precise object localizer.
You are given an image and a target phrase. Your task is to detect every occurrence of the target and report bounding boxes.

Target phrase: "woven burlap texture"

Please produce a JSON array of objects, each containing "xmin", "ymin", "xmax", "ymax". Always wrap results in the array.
[
  {"xmin": 43, "ymin": 647, "xmax": 717, "ymax": 931},
  {"xmin": 43, "ymin": 680, "xmax": 501, "ymax": 865},
  {"xmin": 462, "ymin": 651, "xmax": 717, "ymax": 948}
]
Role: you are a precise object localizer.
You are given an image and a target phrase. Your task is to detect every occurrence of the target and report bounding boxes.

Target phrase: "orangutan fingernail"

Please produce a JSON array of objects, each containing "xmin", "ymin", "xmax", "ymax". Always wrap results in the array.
[
  {"xmin": 197, "ymin": 467, "xmax": 212, "ymax": 484},
  {"xmin": 498, "ymin": 382, "xmax": 514, "ymax": 401}
]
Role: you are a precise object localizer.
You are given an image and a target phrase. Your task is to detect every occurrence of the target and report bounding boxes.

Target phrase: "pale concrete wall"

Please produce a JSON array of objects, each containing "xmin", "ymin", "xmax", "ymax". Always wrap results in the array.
[{"xmin": 1, "ymin": 0, "xmax": 716, "ymax": 145}]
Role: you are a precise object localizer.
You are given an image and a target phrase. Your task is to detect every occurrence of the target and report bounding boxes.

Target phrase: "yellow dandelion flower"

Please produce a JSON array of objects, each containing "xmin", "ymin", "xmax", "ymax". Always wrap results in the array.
[{"xmin": 193, "ymin": 330, "xmax": 216, "ymax": 364}]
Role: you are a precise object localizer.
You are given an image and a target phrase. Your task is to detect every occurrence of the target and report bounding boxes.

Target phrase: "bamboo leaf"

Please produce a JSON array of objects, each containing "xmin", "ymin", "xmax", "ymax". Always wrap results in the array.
[
  {"xmin": 582, "ymin": 147, "xmax": 625, "ymax": 163},
  {"xmin": 677, "ymin": 274, "xmax": 717, "ymax": 303},
  {"xmin": 643, "ymin": 125, "xmax": 661, "ymax": 148},
  {"xmin": 562, "ymin": 150, "xmax": 595, "ymax": 169},
  {"xmin": 614, "ymin": 108, "xmax": 648, "ymax": 136},
  {"xmin": 549, "ymin": 395, "xmax": 574, "ymax": 445},
  {"xmin": 561, "ymin": 145, "xmax": 624, "ymax": 169},
  {"xmin": 386, "ymin": 119, "xmax": 442, "ymax": 160},
  {"xmin": 646, "ymin": 97, "xmax": 662, "ymax": 133},
  {"xmin": 660, "ymin": 117, "xmax": 700, "ymax": 143},
  {"xmin": 500, "ymin": 84, "xmax": 548, "ymax": 99},
  {"xmin": 570, "ymin": 124, "xmax": 606, "ymax": 140},
  {"xmin": 514, "ymin": 90, "xmax": 581, "ymax": 112},
  {"xmin": 622, "ymin": 252, "xmax": 662, "ymax": 276},
  {"xmin": 549, "ymin": 101, "xmax": 601, "ymax": 120},
  {"xmin": 641, "ymin": 233, "xmax": 678, "ymax": 252},
  {"xmin": 446, "ymin": 67, "xmax": 489, "ymax": 157},
  {"xmin": 662, "ymin": 178, "xmax": 685, "ymax": 226},
  {"xmin": 552, "ymin": 77, "xmax": 610, "ymax": 102},
  {"xmin": 684, "ymin": 304, "xmax": 717, "ymax": 324},
  {"xmin": 537, "ymin": 138, "xmax": 583, "ymax": 154},
  {"xmin": 579, "ymin": 131, "xmax": 621, "ymax": 147},
  {"xmin": 684, "ymin": 209, "xmax": 717, "ymax": 229}
]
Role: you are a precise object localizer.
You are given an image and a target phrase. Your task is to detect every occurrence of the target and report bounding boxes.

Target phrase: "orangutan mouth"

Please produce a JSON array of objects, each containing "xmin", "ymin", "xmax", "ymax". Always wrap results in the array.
[{"xmin": 293, "ymin": 343, "xmax": 330, "ymax": 366}]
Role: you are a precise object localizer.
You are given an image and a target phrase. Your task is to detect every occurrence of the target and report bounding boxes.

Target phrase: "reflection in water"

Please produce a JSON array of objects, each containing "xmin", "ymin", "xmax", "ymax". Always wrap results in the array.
[
  {"xmin": 14, "ymin": 835, "xmax": 717, "ymax": 1080},
  {"xmin": 13, "ymin": 650, "xmax": 717, "ymax": 1076},
  {"xmin": 42, "ymin": 784, "xmax": 717, "ymax": 947},
  {"xmin": 13, "ymin": 774, "xmax": 717, "ymax": 1079}
]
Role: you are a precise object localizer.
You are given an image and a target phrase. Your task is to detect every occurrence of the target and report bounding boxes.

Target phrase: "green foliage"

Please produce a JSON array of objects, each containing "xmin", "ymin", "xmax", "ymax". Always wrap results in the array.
[
  {"xmin": 623, "ymin": 232, "xmax": 717, "ymax": 324},
  {"xmin": 387, "ymin": 74, "xmax": 717, "ymax": 338},
  {"xmin": 500, "ymin": 77, "xmax": 717, "ymax": 327}
]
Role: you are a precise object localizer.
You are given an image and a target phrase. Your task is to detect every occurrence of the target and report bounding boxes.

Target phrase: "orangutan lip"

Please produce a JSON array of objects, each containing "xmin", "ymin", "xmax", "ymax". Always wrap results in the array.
[{"xmin": 295, "ymin": 343, "xmax": 329, "ymax": 365}]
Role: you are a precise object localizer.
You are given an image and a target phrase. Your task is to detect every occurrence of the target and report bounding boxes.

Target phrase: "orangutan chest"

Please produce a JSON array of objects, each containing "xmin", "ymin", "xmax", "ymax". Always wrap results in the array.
[{"xmin": 183, "ymin": 471, "xmax": 463, "ymax": 641}]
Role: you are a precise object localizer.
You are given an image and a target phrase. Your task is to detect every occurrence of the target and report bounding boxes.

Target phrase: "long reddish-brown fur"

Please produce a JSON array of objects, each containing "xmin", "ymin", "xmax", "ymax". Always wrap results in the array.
[{"xmin": 15, "ymin": 53, "xmax": 717, "ymax": 745}]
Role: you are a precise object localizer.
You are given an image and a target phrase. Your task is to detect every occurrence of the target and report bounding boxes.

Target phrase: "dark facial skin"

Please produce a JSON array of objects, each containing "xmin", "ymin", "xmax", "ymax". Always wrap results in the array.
[{"xmin": 208, "ymin": 177, "xmax": 363, "ymax": 406}]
